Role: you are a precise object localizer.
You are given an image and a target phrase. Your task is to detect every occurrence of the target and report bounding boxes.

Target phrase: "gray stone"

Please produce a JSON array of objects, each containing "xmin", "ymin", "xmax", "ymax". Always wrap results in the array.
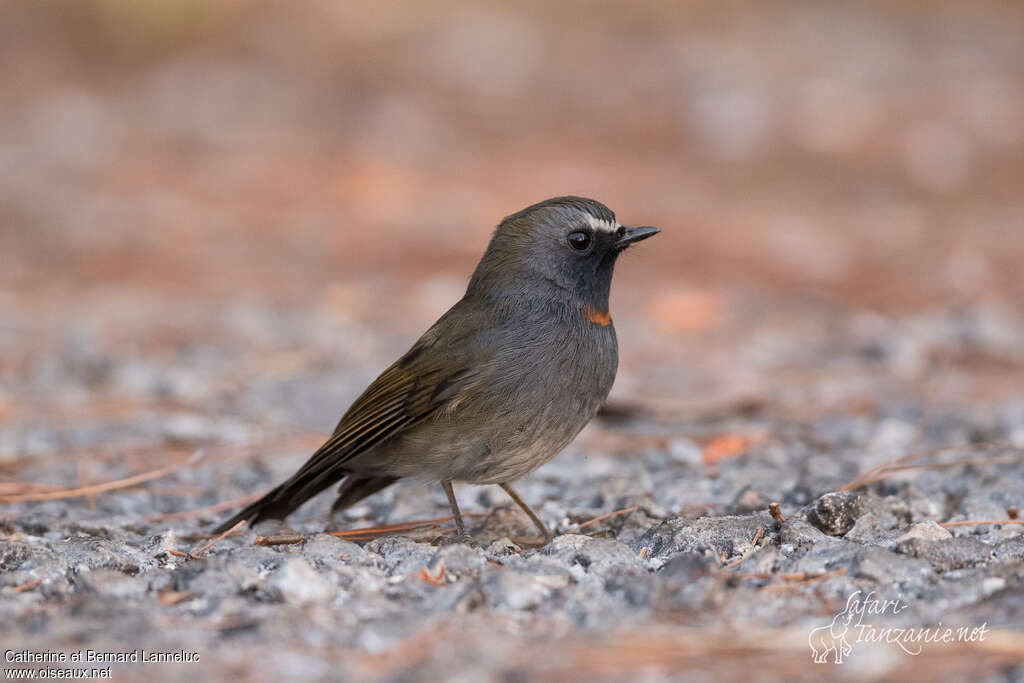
[
  {"xmin": 806, "ymin": 491, "xmax": 866, "ymax": 536},
  {"xmin": 634, "ymin": 514, "xmax": 767, "ymax": 563},
  {"xmin": 896, "ymin": 520, "xmax": 953, "ymax": 543},
  {"xmin": 267, "ymin": 557, "xmax": 337, "ymax": 605},
  {"xmin": 893, "ymin": 536, "xmax": 995, "ymax": 571}
]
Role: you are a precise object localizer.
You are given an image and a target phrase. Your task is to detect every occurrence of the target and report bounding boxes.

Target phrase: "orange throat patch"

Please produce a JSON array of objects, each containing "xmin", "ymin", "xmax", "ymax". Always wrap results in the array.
[{"xmin": 581, "ymin": 305, "xmax": 612, "ymax": 327}]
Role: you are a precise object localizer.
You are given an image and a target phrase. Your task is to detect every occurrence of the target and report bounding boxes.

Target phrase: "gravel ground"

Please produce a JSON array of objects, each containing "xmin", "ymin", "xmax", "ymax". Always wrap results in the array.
[
  {"xmin": 3, "ymin": 2, "xmax": 1024, "ymax": 680},
  {"xmin": 3, "ymin": 302, "xmax": 1023, "ymax": 682}
]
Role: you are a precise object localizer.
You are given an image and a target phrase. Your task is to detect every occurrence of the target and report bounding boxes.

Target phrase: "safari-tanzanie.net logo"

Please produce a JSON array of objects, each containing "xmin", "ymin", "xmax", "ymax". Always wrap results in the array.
[{"xmin": 808, "ymin": 590, "xmax": 989, "ymax": 663}]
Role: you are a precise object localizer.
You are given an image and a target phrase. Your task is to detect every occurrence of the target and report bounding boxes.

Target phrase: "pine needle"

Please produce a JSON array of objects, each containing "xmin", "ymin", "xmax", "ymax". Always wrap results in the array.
[{"xmin": 0, "ymin": 451, "xmax": 206, "ymax": 503}]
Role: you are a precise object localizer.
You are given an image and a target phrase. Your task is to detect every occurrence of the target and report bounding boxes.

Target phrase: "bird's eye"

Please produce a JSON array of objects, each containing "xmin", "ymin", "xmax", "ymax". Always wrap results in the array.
[
  {"xmin": 615, "ymin": 226, "xmax": 626, "ymax": 239},
  {"xmin": 567, "ymin": 231, "xmax": 592, "ymax": 251}
]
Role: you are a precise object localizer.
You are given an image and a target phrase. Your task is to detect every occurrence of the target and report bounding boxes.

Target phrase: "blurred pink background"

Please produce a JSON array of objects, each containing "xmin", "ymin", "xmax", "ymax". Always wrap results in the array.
[{"xmin": 2, "ymin": 1, "xmax": 1023, "ymax": 426}]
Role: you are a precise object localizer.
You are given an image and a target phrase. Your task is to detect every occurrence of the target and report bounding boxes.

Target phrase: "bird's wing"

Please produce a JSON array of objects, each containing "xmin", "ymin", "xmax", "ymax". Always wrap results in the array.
[
  {"xmin": 210, "ymin": 301, "xmax": 491, "ymax": 532},
  {"xmin": 282, "ymin": 334, "xmax": 481, "ymax": 501}
]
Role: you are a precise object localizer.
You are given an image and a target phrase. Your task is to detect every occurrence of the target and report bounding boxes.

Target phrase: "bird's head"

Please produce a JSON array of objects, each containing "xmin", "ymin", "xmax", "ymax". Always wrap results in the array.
[{"xmin": 467, "ymin": 196, "xmax": 659, "ymax": 313}]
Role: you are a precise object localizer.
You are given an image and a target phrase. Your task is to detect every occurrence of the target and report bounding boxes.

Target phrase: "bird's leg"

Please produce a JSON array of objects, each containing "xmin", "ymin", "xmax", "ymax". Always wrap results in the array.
[
  {"xmin": 500, "ymin": 482, "xmax": 552, "ymax": 543},
  {"xmin": 441, "ymin": 480, "xmax": 469, "ymax": 540}
]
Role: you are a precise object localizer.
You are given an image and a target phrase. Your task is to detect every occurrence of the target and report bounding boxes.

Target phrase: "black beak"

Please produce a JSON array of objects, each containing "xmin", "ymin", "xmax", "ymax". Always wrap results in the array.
[{"xmin": 616, "ymin": 226, "xmax": 660, "ymax": 249}]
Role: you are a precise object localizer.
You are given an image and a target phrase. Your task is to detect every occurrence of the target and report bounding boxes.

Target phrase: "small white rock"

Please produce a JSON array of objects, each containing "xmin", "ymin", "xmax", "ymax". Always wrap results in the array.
[
  {"xmin": 896, "ymin": 521, "xmax": 953, "ymax": 542},
  {"xmin": 270, "ymin": 557, "xmax": 336, "ymax": 605}
]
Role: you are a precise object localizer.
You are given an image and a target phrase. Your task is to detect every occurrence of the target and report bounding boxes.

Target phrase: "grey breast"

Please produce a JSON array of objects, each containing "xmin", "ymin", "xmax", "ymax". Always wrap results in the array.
[{"xmin": 363, "ymin": 302, "xmax": 618, "ymax": 484}]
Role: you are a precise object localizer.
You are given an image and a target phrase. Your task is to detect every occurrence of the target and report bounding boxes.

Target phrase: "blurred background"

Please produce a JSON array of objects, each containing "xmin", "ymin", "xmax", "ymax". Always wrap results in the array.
[
  {"xmin": 3, "ymin": 4, "xmax": 1024, "ymax": 680},
  {"xmin": 2, "ymin": 0, "xmax": 1024, "ymax": 454}
]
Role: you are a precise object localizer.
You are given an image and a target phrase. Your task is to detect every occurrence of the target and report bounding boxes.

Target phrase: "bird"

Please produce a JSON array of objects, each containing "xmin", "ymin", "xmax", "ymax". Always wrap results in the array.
[{"xmin": 213, "ymin": 196, "xmax": 659, "ymax": 542}]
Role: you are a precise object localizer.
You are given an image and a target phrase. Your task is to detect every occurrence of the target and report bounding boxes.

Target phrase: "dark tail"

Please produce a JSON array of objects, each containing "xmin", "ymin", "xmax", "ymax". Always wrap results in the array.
[
  {"xmin": 211, "ymin": 475, "xmax": 339, "ymax": 534},
  {"xmin": 329, "ymin": 476, "xmax": 399, "ymax": 516},
  {"xmin": 212, "ymin": 473, "xmax": 400, "ymax": 534}
]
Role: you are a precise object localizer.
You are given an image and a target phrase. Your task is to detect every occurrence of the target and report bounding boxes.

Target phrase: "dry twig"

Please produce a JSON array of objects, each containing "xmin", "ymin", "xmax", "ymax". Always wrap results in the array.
[
  {"xmin": 939, "ymin": 519, "xmax": 1024, "ymax": 528},
  {"xmin": 328, "ymin": 513, "xmax": 486, "ymax": 541},
  {"xmin": 722, "ymin": 555, "xmax": 745, "ymax": 570},
  {"xmin": 147, "ymin": 489, "xmax": 267, "ymax": 522},
  {"xmin": 176, "ymin": 531, "xmax": 245, "ymax": 543},
  {"xmin": 189, "ymin": 519, "xmax": 246, "ymax": 557},
  {"xmin": 840, "ymin": 443, "xmax": 1022, "ymax": 492},
  {"xmin": 254, "ymin": 534, "xmax": 306, "ymax": 546},
  {"xmin": 730, "ymin": 567, "xmax": 847, "ymax": 588},
  {"xmin": 0, "ymin": 482, "xmax": 63, "ymax": 495},
  {"xmin": 156, "ymin": 589, "xmax": 196, "ymax": 606},
  {"xmin": 8, "ymin": 577, "xmax": 44, "ymax": 593},
  {"xmin": 723, "ymin": 526, "xmax": 766, "ymax": 569},
  {"xmin": 0, "ymin": 451, "xmax": 206, "ymax": 504},
  {"xmin": 567, "ymin": 506, "xmax": 639, "ymax": 532}
]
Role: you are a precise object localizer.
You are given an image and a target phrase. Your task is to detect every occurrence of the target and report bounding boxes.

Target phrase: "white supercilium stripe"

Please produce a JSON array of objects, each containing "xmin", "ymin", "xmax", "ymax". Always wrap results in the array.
[{"xmin": 584, "ymin": 216, "xmax": 620, "ymax": 233}]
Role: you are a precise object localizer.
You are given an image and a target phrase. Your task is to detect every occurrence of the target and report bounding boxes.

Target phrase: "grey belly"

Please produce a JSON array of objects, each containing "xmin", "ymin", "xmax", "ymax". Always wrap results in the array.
[
  {"xmin": 392, "ymin": 393, "xmax": 600, "ymax": 484},
  {"xmin": 349, "ymin": 326, "xmax": 618, "ymax": 484}
]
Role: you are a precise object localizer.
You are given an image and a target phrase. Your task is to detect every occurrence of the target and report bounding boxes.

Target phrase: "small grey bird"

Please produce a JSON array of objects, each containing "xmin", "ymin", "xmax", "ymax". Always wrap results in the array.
[{"xmin": 214, "ymin": 197, "xmax": 658, "ymax": 541}]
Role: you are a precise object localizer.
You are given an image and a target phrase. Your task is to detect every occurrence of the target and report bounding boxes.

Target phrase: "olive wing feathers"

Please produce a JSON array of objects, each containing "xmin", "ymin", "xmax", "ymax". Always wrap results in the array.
[
  {"xmin": 210, "ymin": 303, "xmax": 486, "ymax": 533},
  {"xmin": 291, "ymin": 350, "xmax": 477, "ymax": 489}
]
